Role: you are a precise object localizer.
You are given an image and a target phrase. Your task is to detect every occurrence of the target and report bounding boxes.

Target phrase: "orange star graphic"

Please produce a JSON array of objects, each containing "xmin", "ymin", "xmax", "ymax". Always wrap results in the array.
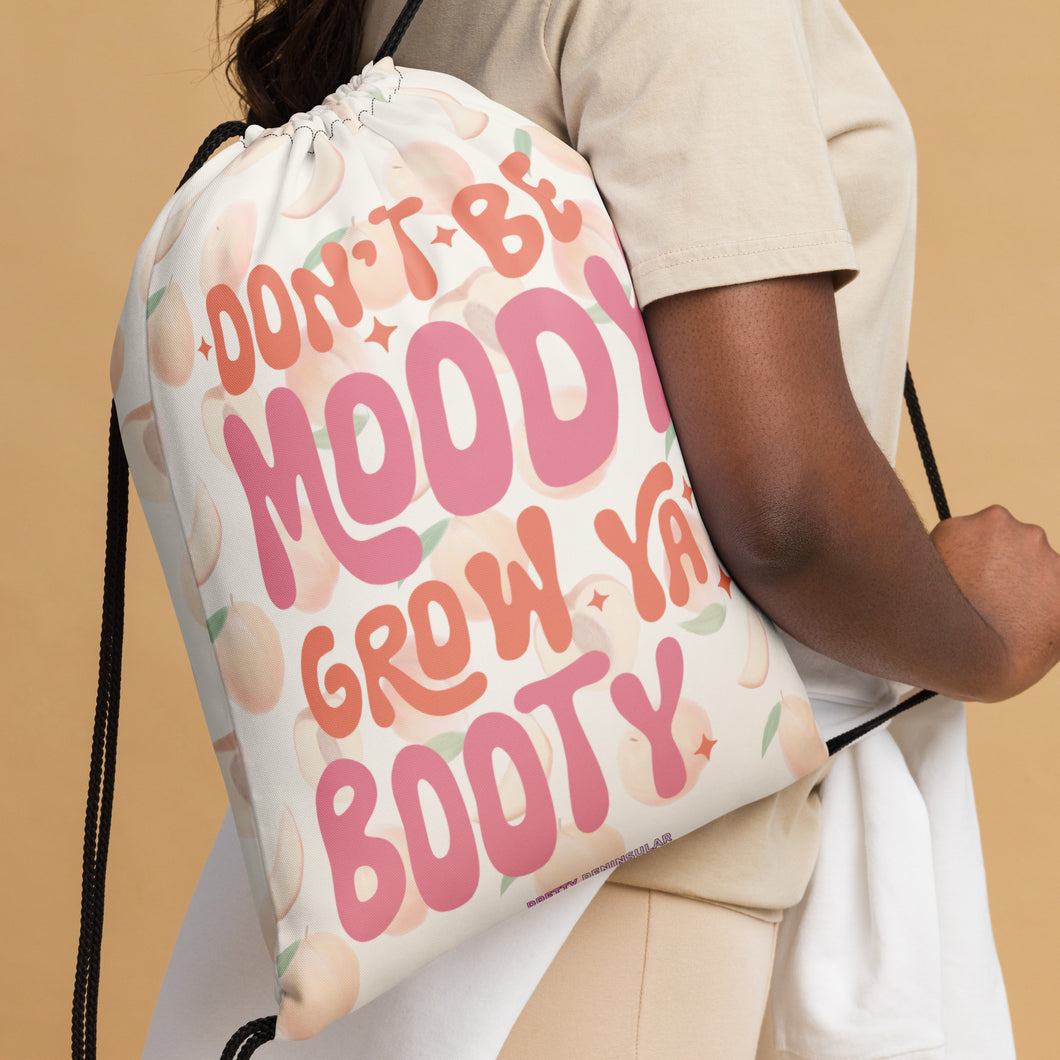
[
  {"xmin": 695, "ymin": 735, "xmax": 717, "ymax": 760},
  {"xmin": 588, "ymin": 590, "xmax": 609, "ymax": 610},
  {"xmin": 682, "ymin": 478, "xmax": 693, "ymax": 505},
  {"xmin": 198, "ymin": 338, "xmax": 212, "ymax": 358},
  {"xmin": 432, "ymin": 226, "xmax": 457, "ymax": 246},
  {"xmin": 718, "ymin": 570, "xmax": 732, "ymax": 597},
  {"xmin": 366, "ymin": 317, "xmax": 398, "ymax": 351}
]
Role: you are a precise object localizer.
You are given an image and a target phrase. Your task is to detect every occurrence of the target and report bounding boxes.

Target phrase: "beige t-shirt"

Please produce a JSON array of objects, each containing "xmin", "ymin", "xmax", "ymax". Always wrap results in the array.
[{"xmin": 358, "ymin": 0, "xmax": 917, "ymax": 917}]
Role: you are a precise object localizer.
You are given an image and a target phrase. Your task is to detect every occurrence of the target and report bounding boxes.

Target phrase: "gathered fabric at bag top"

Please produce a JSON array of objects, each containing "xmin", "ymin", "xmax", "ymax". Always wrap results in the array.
[{"xmin": 111, "ymin": 58, "xmax": 827, "ymax": 1041}]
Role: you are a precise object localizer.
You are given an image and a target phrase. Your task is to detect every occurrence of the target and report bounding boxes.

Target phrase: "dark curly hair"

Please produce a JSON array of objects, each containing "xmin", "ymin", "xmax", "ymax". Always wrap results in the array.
[{"xmin": 220, "ymin": 0, "xmax": 365, "ymax": 128}]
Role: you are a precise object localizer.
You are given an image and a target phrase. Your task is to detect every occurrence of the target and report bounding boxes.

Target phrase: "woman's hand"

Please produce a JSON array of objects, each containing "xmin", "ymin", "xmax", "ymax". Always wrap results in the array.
[
  {"xmin": 930, "ymin": 507, "xmax": 1060, "ymax": 701},
  {"xmin": 642, "ymin": 273, "xmax": 1060, "ymax": 702}
]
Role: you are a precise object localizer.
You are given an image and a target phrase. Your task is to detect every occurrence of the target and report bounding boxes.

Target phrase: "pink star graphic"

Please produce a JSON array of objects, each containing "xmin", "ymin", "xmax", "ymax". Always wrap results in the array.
[
  {"xmin": 366, "ymin": 318, "xmax": 398, "ymax": 351},
  {"xmin": 681, "ymin": 478, "xmax": 693, "ymax": 505},
  {"xmin": 432, "ymin": 226, "xmax": 457, "ymax": 246},
  {"xmin": 198, "ymin": 338, "xmax": 212, "ymax": 358},
  {"xmin": 718, "ymin": 570, "xmax": 732, "ymax": 597}
]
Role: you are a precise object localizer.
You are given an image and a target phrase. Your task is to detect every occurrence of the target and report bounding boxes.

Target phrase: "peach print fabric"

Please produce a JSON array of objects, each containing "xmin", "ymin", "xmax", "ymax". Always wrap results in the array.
[{"xmin": 116, "ymin": 59, "xmax": 826, "ymax": 1041}]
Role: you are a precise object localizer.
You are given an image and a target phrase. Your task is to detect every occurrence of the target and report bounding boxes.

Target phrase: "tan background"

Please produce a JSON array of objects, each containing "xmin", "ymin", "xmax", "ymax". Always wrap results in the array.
[{"xmin": 2, "ymin": 1, "xmax": 1057, "ymax": 1056}]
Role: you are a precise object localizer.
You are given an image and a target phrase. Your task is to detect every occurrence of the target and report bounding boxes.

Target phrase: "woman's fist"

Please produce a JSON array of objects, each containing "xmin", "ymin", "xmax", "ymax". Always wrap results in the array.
[{"xmin": 931, "ymin": 506, "xmax": 1060, "ymax": 701}]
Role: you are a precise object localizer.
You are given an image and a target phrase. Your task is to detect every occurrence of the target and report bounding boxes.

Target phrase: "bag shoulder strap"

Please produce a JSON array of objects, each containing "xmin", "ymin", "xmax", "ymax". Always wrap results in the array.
[{"xmin": 374, "ymin": 0, "xmax": 427, "ymax": 64}]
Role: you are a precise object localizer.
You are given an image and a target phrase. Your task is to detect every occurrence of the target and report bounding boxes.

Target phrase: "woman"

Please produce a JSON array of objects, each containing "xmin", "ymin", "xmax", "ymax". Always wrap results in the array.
[{"xmin": 144, "ymin": 0, "xmax": 1060, "ymax": 1055}]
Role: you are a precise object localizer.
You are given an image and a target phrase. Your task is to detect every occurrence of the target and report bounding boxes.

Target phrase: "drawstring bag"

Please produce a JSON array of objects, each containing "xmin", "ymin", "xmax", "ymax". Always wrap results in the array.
[{"xmin": 75, "ymin": 0, "xmax": 947, "ymax": 1054}]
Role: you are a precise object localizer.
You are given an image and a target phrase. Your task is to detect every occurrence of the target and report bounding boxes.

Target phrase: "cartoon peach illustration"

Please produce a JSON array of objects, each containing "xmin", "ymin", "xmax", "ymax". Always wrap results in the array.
[
  {"xmin": 179, "ymin": 555, "xmax": 207, "ymax": 626},
  {"xmin": 737, "ymin": 608, "xmax": 770, "ymax": 689},
  {"xmin": 213, "ymin": 599, "xmax": 285, "ymax": 714},
  {"xmin": 389, "ymin": 695, "xmax": 467, "ymax": 746},
  {"xmin": 618, "ymin": 697, "xmax": 714, "ymax": 806},
  {"xmin": 276, "ymin": 932, "xmax": 360, "ymax": 1040},
  {"xmin": 177, "ymin": 478, "xmax": 221, "ymax": 624},
  {"xmin": 109, "ymin": 325, "xmax": 124, "ymax": 396},
  {"xmin": 147, "ymin": 280, "xmax": 194, "ymax": 386},
  {"xmin": 257, "ymin": 892, "xmax": 279, "ymax": 964},
  {"xmin": 321, "ymin": 92, "xmax": 360, "ymax": 124},
  {"xmin": 353, "ymin": 825, "xmax": 428, "ymax": 937},
  {"xmin": 222, "ymin": 131, "xmax": 284, "ymax": 177},
  {"xmin": 284, "ymin": 328, "xmax": 377, "ymax": 425},
  {"xmin": 383, "ymin": 141, "xmax": 475, "ymax": 214},
  {"xmin": 532, "ymin": 820, "xmax": 625, "ymax": 895},
  {"xmin": 268, "ymin": 807, "xmax": 304, "ymax": 922},
  {"xmin": 154, "ymin": 187, "xmax": 202, "ymax": 263},
  {"xmin": 777, "ymin": 694, "xmax": 828, "ymax": 779},
  {"xmin": 200, "ymin": 201, "xmax": 257, "ymax": 293},
  {"xmin": 534, "ymin": 574, "xmax": 638, "ymax": 687},
  {"xmin": 382, "ymin": 634, "xmax": 470, "ymax": 744},
  {"xmin": 405, "ymin": 87, "xmax": 489, "ymax": 138},
  {"xmin": 515, "ymin": 125, "xmax": 592, "ymax": 176},
  {"xmin": 201, "ymin": 384, "xmax": 271, "ymax": 470},
  {"xmin": 513, "ymin": 387, "xmax": 617, "ymax": 498},
  {"xmin": 121, "ymin": 403, "xmax": 171, "ymax": 503},
  {"xmin": 185, "ymin": 478, "xmax": 222, "ymax": 584},
  {"xmin": 340, "ymin": 216, "xmax": 410, "ymax": 309},
  {"xmin": 282, "ymin": 137, "xmax": 346, "ymax": 219},
  {"xmin": 273, "ymin": 504, "xmax": 340, "ymax": 613},
  {"xmin": 388, "ymin": 694, "xmax": 467, "ymax": 745},
  {"xmin": 293, "ymin": 706, "xmax": 363, "ymax": 788},
  {"xmin": 429, "ymin": 269, "xmax": 523, "ymax": 374},
  {"xmin": 137, "ymin": 241, "xmax": 158, "ymax": 303},
  {"xmin": 471, "ymin": 714, "xmax": 553, "ymax": 823},
  {"xmin": 212, "ymin": 731, "xmax": 257, "ymax": 838},
  {"xmin": 552, "ymin": 201, "xmax": 625, "ymax": 300},
  {"xmin": 390, "ymin": 695, "xmax": 464, "ymax": 746},
  {"xmin": 429, "ymin": 510, "xmax": 528, "ymax": 622}
]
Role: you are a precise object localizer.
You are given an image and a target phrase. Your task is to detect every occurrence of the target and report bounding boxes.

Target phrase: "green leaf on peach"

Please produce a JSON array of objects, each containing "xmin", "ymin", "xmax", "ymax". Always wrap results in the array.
[
  {"xmin": 206, "ymin": 606, "xmax": 229, "ymax": 643},
  {"xmin": 316, "ymin": 411, "xmax": 368, "ymax": 450},
  {"xmin": 276, "ymin": 939, "xmax": 300, "ymax": 980},
  {"xmin": 665, "ymin": 422, "xmax": 677, "ymax": 458},
  {"xmin": 146, "ymin": 288, "xmax": 166, "ymax": 318},
  {"xmin": 419, "ymin": 518, "xmax": 450, "ymax": 561},
  {"xmin": 762, "ymin": 701, "xmax": 782, "ymax": 757},
  {"xmin": 513, "ymin": 128, "xmax": 532, "ymax": 163},
  {"xmin": 587, "ymin": 285, "xmax": 633, "ymax": 324},
  {"xmin": 303, "ymin": 227, "xmax": 349, "ymax": 271},
  {"xmin": 398, "ymin": 518, "xmax": 449, "ymax": 587},
  {"xmin": 678, "ymin": 603, "xmax": 726, "ymax": 635},
  {"xmin": 425, "ymin": 731, "xmax": 465, "ymax": 762},
  {"xmin": 500, "ymin": 875, "xmax": 517, "ymax": 895}
]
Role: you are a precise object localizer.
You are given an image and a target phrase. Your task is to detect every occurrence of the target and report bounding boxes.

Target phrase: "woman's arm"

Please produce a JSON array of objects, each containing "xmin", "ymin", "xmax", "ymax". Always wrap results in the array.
[{"xmin": 643, "ymin": 274, "xmax": 1060, "ymax": 703}]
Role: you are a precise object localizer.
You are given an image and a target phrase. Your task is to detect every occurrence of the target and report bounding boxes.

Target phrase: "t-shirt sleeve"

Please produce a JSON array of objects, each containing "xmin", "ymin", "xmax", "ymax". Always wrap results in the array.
[{"xmin": 544, "ymin": 0, "xmax": 858, "ymax": 306}]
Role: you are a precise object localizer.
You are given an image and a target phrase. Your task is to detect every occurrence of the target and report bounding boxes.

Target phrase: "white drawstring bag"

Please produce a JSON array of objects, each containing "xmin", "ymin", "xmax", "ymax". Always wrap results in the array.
[{"xmin": 83, "ymin": 6, "xmax": 939, "ymax": 1052}]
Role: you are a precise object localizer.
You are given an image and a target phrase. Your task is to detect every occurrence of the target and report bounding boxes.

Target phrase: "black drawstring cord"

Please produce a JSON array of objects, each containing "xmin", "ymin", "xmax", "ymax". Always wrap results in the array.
[
  {"xmin": 825, "ymin": 364, "xmax": 949, "ymax": 755},
  {"xmin": 177, "ymin": 120, "xmax": 250, "ymax": 191},
  {"xmin": 374, "ymin": 0, "xmax": 426, "ymax": 63},
  {"xmin": 72, "ymin": 122, "xmax": 249, "ymax": 1060},
  {"xmin": 220, "ymin": 1016, "xmax": 279, "ymax": 1060},
  {"xmin": 904, "ymin": 363, "xmax": 950, "ymax": 522},
  {"xmin": 72, "ymin": 406, "xmax": 129, "ymax": 1060}
]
